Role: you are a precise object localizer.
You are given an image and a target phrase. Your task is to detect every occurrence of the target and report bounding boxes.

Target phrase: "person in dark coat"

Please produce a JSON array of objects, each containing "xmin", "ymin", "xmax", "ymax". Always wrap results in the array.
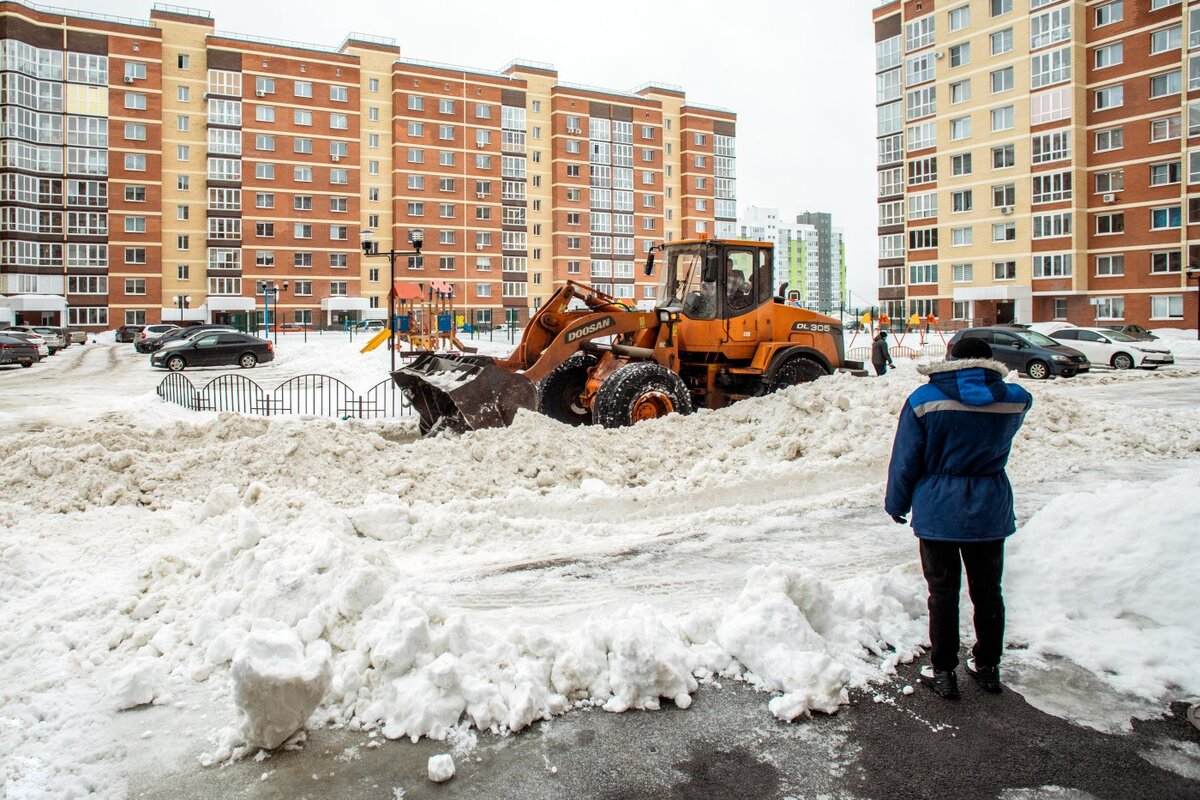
[
  {"xmin": 871, "ymin": 330, "xmax": 895, "ymax": 376},
  {"xmin": 885, "ymin": 336, "xmax": 1033, "ymax": 699}
]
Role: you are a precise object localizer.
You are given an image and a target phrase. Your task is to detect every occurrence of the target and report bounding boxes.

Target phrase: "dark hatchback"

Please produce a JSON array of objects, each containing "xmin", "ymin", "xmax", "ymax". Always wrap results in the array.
[
  {"xmin": 151, "ymin": 332, "xmax": 274, "ymax": 371},
  {"xmin": 947, "ymin": 326, "xmax": 1090, "ymax": 379},
  {"xmin": 0, "ymin": 333, "xmax": 38, "ymax": 367},
  {"xmin": 144, "ymin": 324, "xmax": 237, "ymax": 353},
  {"xmin": 1101, "ymin": 324, "xmax": 1158, "ymax": 342},
  {"xmin": 115, "ymin": 324, "xmax": 144, "ymax": 343}
]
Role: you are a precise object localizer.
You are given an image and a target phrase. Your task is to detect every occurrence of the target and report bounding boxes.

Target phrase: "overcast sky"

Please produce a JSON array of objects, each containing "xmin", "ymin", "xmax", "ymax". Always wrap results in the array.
[{"xmin": 83, "ymin": 0, "xmax": 880, "ymax": 302}]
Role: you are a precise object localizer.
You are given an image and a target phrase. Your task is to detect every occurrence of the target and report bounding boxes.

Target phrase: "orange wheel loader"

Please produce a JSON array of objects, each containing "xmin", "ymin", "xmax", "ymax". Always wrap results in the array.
[{"xmin": 392, "ymin": 238, "xmax": 864, "ymax": 434}]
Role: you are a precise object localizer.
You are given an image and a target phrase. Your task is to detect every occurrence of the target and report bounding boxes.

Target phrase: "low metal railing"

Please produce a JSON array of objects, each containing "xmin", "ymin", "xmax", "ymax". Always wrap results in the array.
[{"xmin": 156, "ymin": 373, "xmax": 413, "ymax": 419}]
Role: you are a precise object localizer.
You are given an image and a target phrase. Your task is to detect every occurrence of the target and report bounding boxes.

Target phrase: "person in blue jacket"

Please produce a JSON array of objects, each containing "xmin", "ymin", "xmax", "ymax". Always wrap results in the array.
[{"xmin": 885, "ymin": 336, "xmax": 1032, "ymax": 699}]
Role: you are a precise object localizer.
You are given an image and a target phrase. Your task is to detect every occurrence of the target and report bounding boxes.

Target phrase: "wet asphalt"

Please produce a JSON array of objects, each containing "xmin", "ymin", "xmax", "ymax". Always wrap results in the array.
[{"xmin": 133, "ymin": 656, "xmax": 1200, "ymax": 800}]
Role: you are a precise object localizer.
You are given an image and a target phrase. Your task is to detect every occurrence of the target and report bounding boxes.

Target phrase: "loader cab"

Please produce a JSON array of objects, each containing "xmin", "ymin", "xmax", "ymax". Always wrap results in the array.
[{"xmin": 656, "ymin": 240, "xmax": 772, "ymax": 321}]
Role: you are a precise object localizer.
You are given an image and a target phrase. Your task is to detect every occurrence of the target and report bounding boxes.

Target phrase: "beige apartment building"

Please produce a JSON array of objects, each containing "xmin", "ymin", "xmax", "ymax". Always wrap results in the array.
[
  {"xmin": 874, "ymin": 0, "xmax": 1198, "ymax": 330},
  {"xmin": 0, "ymin": 1, "xmax": 736, "ymax": 331}
]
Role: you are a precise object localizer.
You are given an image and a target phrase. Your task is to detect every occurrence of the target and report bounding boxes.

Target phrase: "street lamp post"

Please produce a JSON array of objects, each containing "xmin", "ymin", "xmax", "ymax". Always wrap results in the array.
[
  {"xmin": 360, "ymin": 228, "xmax": 425, "ymax": 373},
  {"xmin": 172, "ymin": 294, "xmax": 191, "ymax": 324},
  {"xmin": 261, "ymin": 281, "xmax": 288, "ymax": 345},
  {"xmin": 1187, "ymin": 265, "xmax": 1200, "ymax": 341}
]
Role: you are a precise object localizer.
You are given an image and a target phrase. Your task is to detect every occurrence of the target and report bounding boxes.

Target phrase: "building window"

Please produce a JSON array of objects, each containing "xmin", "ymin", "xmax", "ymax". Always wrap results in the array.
[
  {"xmin": 1150, "ymin": 206, "xmax": 1182, "ymax": 229},
  {"xmin": 951, "ymin": 190, "xmax": 973, "ymax": 213},
  {"xmin": 1096, "ymin": 254, "xmax": 1124, "ymax": 276},
  {"xmin": 991, "ymin": 67, "xmax": 1013, "ymax": 94},
  {"xmin": 949, "ymin": 43, "xmax": 970, "ymax": 68},
  {"xmin": 1151, "ymin": 295, "xmax": 1184, "ymax": 319},
  {"xmin": 1095, "ymin": 42, "xmax": 1123, "ymax": 70},
  {"xmin": 1093, "ymin": 296, "xmax": 1124, "ymax": 320},
  {"xmin": 1095, "ymin": 212, "xmax": 1124, "ymax": 235},
  {"xmin": 991, "ymin": 28, "xmax": 1013, "ymax": 56},
  {"xmin": 1053, "ymin": 298, "xmax": 1068, "ymax": 320},
  {"xmin": 1150, "ymin": 25, "xmax": 1183, "ymax": 55},
  {"xmin": 1032, "ymin": 253, "xmax": 1072, "ymax": 278},
  {"xmin": 1095, "ymin": 127, "xmax": 1123, "ymax": 152},
  {"xmin": 1150, "ymin": 161, "xmax": 1181, "ymax": 186},
  {"xmin": 1095, "ymin": 85, "xmax": 1124, "ymax": 110},
  {"xmin": 1151, "ymin": 251, "xmax": 1182, "ymax": 273},
  {"xmin": 952, "ymin": 263, "xmax": 973, "ymax": 282},
  {"xmin": 993, "ymin": 261, "xmax": 1016, "ymax": 281},
  {"xmin": 949, "ymin": 117, "xmax": 971, "ymax": 141},
  {"xmin": 992, "ymin": 184, "xmax": 1015, "ymax": 208},
  {"xmin": 1032, "ymin": 171, "xmax": 1071, "ymax": 204},
  {"xmin": 992, "ymin": 223, "xmax": 1016, "ymax": 242},
  {"xmin": 1150, "ymin": 71, "xmax": 1182, "ymax": 99},
  {"xmin": 991, "ymin": 106, "xmax": 1014, "ymax": 132},
  {"xmin": 991, "ymin": 144, "xmax": 1014, "ymax": 169},
  {"xmin": 1095, "ymin": 1, "xmax": 1123, "ymax": 27}
]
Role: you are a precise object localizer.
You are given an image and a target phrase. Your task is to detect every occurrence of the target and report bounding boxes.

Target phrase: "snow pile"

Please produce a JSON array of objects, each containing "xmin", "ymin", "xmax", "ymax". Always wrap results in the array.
[
  {"xmin": 1150, "ymin": 328, "xmax": 1200, "ymax": 361},
  {"xmin": 1006, "ymin": 468, "xmax": 1200, "ymax": 702},
  {"xmin": 230, "ymin": 622, "xmax": 332, "ymax": 750},
  {"xmin": 2, "ymin": 356, "xmax": 1199, "ymax": 794},
  {"xmin": 107, "ymin": 489, "xmax": 926, "ymax": 748},
  {"xmin": 427, "ymin": 754, "xmax": 455, "ymax": 783}
]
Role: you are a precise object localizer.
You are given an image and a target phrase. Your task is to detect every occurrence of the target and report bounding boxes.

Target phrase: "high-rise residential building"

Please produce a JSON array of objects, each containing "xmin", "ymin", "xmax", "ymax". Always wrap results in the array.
[
  {"xmin": 738, "ymin": 206, "xmax": 845, "ymax": 312},
  {"xmin": 873, "ymin": 0, "xmax": 1198, "ymax": 330},
  {"xmin": 0, "ymin": 2, "xmax": 735, "ymax": 331}
]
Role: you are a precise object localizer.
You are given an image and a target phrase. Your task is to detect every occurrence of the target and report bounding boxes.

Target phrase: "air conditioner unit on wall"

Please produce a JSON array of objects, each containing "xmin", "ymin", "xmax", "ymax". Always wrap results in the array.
[
  {"xmin": 122, "ymin": 76, "xmax": 134, "ymax": 84},
  {"xmin": 331, "ymin": 155, "xmax": 341, "ymax": 162},
  {"xmin": 935, "ymin": 51, "xmax": 945, "ymax": 60},
  {"xmin": 1001, "ymin": 206, "xmax": 1013, "ymax": 215},
  {"xmin": 256, "ymin": 90, "xmax": 265, "ymax": 97},
  {"xmin": 1102, "ymin": 193, "xmax": 1116, "ymax": 204}
]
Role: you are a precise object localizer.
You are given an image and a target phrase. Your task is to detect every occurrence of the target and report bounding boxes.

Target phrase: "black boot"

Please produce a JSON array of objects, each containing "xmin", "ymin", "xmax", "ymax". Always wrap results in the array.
[
  {"xmin": 919, "ymin": 665, "xmax": 960, "ymax": 699},
  {"xmin": 966, "ymin": 658, "xmax": 1001, "ymax": 693}
]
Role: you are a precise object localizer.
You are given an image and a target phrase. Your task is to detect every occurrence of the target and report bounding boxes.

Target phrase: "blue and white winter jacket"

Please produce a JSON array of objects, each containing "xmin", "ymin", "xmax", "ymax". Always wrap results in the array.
[{"xmin": 885, "ymin": 358, "xmax": 1033, "ymax": 542}]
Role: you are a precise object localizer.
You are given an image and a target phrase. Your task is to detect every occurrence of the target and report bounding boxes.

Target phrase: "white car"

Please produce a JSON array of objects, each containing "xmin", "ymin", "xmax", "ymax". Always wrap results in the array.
[{"xmin": 1049, "ymin": 327, "xmax": 1175, "ymax": 370}]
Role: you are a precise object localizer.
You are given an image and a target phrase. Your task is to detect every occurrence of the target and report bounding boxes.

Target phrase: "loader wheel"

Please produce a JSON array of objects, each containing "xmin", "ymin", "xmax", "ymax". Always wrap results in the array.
[
  {"xmin": 538, "ymin": 352, "xmax": 599, "ymax": 425},
  {"xmin": 769, "ymin": 356, "xmax": 828, "ymax": 392},
  {"xmin": 593, "ymin": 362, "xmax": 693, "ymax": 428}
]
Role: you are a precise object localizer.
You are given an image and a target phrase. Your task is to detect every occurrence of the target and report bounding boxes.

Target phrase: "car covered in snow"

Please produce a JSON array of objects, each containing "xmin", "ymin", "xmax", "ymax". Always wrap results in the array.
[
  {"xmin": 947, "ymin": 326, "xmax": 1090, "ymax": 379},
  {"xmin": 0, "ymin": 333, "xmax": 39, "ymax": 367},
  {"xmin": 1049, "ymin": 327, "xmax": 1174, "ymax": 370},
  {"xmin": 151, "ymin": 331, "xmax": 274, "ymax": 371}
]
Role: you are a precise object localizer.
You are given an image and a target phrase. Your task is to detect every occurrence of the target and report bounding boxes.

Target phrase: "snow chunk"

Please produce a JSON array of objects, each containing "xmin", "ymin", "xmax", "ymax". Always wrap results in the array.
[
  {"xmin": 232, "ymin": 622, "xmax": 332, "ymax": 750},
  {"xmin": 427, "ymin": 753, "xmax": 455, "ymax": 783},
  {"xmin": 110, "ymin": 658, "xmax": 166, "ymax": 710}
]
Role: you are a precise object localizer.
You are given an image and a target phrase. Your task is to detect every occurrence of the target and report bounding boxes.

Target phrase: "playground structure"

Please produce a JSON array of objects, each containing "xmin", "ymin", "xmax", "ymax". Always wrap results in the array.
[
  {"xmin": 360, "ymin": 280, "xmax": 477, "ymax": 357},
  {"xmin": 847, "ymin": 311, "xmax": 950, "ymax": 363}
]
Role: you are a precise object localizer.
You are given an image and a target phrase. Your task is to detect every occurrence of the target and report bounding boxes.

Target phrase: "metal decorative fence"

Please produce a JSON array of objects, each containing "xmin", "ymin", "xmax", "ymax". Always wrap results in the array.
[{"xmin": 156, "ymin": 373, "xmax": 413, "ymax": 419}]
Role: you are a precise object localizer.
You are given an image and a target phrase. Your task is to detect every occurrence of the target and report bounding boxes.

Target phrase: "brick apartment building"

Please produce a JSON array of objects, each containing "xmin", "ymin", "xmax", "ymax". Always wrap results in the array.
[
  {"xmin": 874, "ymin": 0, "xmax": 1199, "ymax": 330},
  {"xmin": 0, "ymin": 1, "xmax": 736, "ymax": 331}
]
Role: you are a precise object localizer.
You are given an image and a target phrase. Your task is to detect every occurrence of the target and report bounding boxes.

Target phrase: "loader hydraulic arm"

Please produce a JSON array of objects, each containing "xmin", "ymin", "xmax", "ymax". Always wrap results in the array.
[{"xmin": 496, "ymin": 280, "xmax": 633, "ymax": 372}]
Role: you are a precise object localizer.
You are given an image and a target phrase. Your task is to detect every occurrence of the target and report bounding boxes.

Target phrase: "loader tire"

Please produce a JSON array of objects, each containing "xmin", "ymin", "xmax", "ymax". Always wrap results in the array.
[
  {"xmin": 769, "ymin": 356, "xmax": 828, "ymax": 391},
  {"xmin": 538, "ymin": 352, "xmax": 599, "ymax": 425},
  {"xmin": 593, "ymin": 362, "xmax": 693, "ymax": 428}
]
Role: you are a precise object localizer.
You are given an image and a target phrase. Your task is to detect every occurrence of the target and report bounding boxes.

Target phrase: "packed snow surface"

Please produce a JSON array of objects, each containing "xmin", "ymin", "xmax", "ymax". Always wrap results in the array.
[{"xmin": 0, "ymin": 337, "xmax": 1198, "ymax": 798}]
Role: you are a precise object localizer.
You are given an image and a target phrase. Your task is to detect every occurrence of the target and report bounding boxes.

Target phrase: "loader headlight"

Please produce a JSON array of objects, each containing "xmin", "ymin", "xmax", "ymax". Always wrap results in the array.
[{"xmin": 657, "ymin": 309, "xmax": 680, "ymax": 324}]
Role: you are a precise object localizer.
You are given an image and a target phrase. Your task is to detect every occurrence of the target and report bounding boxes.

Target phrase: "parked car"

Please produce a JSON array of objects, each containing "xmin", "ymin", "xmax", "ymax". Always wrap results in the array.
[
  {"xmin": 67, "ymin": 328, "xmax": 88, "ymax": 345},
  {"xmin": 4, "ymin": 325, "xmax": 64, "ymax": 354},
  {"xmin": 1, "ymin": 331, "xmax": 49, "ymax": 359},
  {"xmin": 115, "ymin": 324, "xmax": 145, "ymax": 343},
  {"xmin": 946, "ymin": 326, "xmax": 1090, "ymax": 379},
  {"xmin": 147, "ymin": 324, "xmax": 238, "ymax": 353},
  {"xmin": 0, "ymin": 333, "xmax": 38, "ymax": 368},
  {"xmin": 1100, "ymin": 324, "xmax": 1159, "ymax": 342},
  {"xmin": 134, "ymin": 324, "xmax": 181, "ymax": 353},
  {"xmin": 357, "ymin": 319, "xmax": 386, "ymax": 332},
  {"xmin": 151, "ymin": 332, "xmax": 274, "ymax": 371},
  {"xmin": 1050, "ymin": 327, "xmax": 1174, "ymax": 370}
]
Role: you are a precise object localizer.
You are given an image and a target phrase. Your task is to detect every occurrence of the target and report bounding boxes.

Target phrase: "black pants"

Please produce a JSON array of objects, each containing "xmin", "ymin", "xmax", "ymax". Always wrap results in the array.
[
  {"xmin": 919, "ymin": 538, "xmax": 1005, "ymax": 672},
  {"xmin": 873, "ymin": 361, "xmax": 889, "ymax": 376}
]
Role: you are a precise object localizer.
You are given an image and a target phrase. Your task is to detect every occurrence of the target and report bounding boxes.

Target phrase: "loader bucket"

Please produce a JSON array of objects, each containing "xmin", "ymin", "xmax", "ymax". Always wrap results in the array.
[{"xmin": 391, "ymin": 353, "xmax": 537, "ymax": 434}]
